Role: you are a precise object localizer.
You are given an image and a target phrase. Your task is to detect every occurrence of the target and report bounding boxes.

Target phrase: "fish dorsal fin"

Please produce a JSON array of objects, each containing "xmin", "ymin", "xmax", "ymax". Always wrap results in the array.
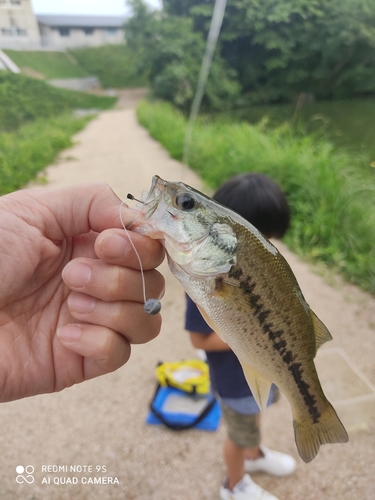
[
  {"xmin": 240, "ymin": 362, "xmax": 272, "ymax": 412},
  {"xmin": 309, "ymin": 309, "xmax": 332, "ymax": 353}
]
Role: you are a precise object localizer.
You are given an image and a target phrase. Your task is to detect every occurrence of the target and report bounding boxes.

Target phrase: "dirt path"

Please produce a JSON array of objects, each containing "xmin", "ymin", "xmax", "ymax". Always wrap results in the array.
[{"xmin": 1, "ymin": 89, "xmax": 374, "ymax": 500}]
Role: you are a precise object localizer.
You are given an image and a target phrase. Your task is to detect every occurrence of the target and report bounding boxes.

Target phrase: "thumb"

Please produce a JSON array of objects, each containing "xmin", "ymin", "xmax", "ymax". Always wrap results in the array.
[{"xmin": 10, "ymin": 183, "xmax": 137, "ymax": 240}]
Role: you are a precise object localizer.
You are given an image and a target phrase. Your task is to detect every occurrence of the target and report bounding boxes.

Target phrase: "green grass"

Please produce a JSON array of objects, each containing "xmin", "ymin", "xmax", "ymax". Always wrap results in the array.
[
  {"xmin": 0, "ymin": 72, "xmax": 116, "ymax": 194},
  {"xmin": 4, "ymin": 46, "xmax": 149, "ymax": 88},
  {"xmin": 137, "ymin": 100, "xmax": 375, "ymax": 294},
  {"xmin": 69, "ymin": 44, "xmax": 148, "ymax": 88},
  {"xmin": 3, "ymin": 50, "xmax": 88, "ymax": 79},
  {"xmin": 0, "ymin": 114, "xmax": 92, "ymax": 195},
  {"xmin": 0, "ymin": 72, "xmax": 116, "ymax": 132}
]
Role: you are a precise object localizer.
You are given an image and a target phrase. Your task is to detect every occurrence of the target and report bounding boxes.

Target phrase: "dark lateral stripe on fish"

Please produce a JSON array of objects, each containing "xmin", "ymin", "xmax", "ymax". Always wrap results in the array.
[
  {"xmin": 288, "ymin": 363, "xmax": 321, "ymax": 424},
  {"xmin": 225, "ymin": 266, "xmax": 322, "ymax": 423}
]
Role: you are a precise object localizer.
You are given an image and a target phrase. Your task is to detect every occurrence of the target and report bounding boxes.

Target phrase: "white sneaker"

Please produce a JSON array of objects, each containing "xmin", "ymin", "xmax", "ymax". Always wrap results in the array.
[
  {"xmin": 245, "ymin": 445, "xmax": 296, "ymax": 476},
  {"xmin": 220, "ymin": 474, "xmax": 279, "ymax": 500}
]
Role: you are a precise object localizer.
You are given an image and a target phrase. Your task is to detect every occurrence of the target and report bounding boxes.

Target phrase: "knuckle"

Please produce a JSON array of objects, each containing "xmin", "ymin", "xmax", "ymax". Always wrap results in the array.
[
  {"xmin": 104, "ymin": 266, "xmax": 126, "ymax": 299},
  {"xmin": 132, "ymin": 315, "xmax": 162, "ymax": 344}
]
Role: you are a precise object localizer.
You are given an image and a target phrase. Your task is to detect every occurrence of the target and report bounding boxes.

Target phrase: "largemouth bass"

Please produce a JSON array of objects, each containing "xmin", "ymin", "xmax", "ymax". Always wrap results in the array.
[{"xmin": 128, "ymin": 175, "xmax": 348, "ymax": 462}]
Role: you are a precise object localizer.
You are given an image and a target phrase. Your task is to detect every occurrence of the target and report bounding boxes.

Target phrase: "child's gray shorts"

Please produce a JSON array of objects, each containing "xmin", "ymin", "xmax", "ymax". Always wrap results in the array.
[{"xmin": 220, "ymin": 403, "xmax": 261, "ymax": 448}]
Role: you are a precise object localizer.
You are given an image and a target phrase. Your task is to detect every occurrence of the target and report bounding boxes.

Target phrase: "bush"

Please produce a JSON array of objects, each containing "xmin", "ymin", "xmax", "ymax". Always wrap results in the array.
[
  {"xmin": 69, "ymin": 45, "xmax": 148, "ymax": 88},
  {"xmin": 137, "ymin": 100, "xmax": 375, "ymax": 293}
]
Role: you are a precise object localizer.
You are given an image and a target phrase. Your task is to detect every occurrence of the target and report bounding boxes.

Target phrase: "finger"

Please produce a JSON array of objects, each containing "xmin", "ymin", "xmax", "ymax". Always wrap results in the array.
[
  {"xmin": 57, "ymin": 323, "xmax": 131, "ymax": 379},
  {"xmin": 10, "ymin": 183, "xmax": 141, "ymax": 240},
  {"xmin": 95, "ymin": 228, "xmax": 165, "ymax": 269},
  {"xmin": 66, "ymin": 293, "xmax": 162, "ymax": 344},
  {"xmin": 62, "ymin": 259, "xmax": 165, "ymax": 302}
]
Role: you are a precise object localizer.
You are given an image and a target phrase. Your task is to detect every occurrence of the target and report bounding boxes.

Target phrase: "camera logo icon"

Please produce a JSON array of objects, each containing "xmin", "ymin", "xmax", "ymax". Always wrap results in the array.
[{"xmin": 16, "ymin": 465, "xmax": 35, "ymax": 484}]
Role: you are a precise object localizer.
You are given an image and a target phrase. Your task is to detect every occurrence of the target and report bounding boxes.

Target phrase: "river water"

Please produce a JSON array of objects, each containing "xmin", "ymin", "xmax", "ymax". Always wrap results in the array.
[{"xmin": 231, "ymin": 96, "xmax": 375, "ymax": 163}]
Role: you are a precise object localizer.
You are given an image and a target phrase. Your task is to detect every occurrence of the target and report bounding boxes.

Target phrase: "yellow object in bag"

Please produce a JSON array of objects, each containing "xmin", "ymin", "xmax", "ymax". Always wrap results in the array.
[{"xmin": 155, "ymin": 360, "xmax": 210, "ymax": 395}]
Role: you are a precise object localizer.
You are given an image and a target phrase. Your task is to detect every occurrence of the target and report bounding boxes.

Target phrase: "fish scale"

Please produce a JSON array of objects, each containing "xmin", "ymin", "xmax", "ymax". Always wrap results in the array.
[{"xmin": 129, "ymin": 175, "xmax": 348, "ymax": 462}]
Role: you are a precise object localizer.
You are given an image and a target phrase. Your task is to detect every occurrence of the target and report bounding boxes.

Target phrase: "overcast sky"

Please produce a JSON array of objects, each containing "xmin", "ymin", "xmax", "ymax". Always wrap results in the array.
[{"xmin": 31, "ymin": 0, "xmax": 161, "ymax": 16}]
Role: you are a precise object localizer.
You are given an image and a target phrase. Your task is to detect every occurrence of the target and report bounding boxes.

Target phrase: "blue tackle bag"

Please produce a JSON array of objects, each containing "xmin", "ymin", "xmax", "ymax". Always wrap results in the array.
[{"xmin": 146, "ymin": 360, "xmax": 221, "ymax": 431}]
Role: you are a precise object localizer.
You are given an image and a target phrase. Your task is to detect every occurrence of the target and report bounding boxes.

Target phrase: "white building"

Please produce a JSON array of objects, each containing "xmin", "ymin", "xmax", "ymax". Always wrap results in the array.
[
  {"xmin": 37, "ymin": 14, "xmax": 125, "ymax": 49},
  {"xmin": 0, "ymin": 0, "xmax": 125, "ymax": 50},
  {"xmin": 0, "ymin": 0, "xmax": 41, "ymax": 49}
]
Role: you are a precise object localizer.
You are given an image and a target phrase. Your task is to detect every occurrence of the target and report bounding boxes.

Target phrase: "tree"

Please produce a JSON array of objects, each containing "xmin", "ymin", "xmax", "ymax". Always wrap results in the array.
[
  {"xmin": 125, "ymin": 0, "xmax": 240, "ymax": 111},
  {"xmin": 215, "ymin": 0, "xmax": 375, "ymax": 101},
  {"xmin": 126, "ymin": 0, "xmax": 375, "ymax": 105}
]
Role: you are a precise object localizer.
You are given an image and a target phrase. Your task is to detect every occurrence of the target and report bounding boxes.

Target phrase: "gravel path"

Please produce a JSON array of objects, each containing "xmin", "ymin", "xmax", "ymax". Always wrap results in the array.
[{"xmin": 1, "ymin": 89, "xmax": 374, "ymax": 500}]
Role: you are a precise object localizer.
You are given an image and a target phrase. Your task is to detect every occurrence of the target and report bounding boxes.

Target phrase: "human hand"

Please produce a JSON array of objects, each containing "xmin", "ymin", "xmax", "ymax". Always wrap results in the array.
[{"xmin": 0, "ymin": 183, "xmax": 165, "ymax": 402}]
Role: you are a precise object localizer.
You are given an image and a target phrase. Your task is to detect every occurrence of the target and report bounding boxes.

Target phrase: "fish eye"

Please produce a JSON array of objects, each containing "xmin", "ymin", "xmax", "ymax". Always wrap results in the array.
[{"xmin": 174, "ymin": 192, "xmax": 196, "ymax": 211}]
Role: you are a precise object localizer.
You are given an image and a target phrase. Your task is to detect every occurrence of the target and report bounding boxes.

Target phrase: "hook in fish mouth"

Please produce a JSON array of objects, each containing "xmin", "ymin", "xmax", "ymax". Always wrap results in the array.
[
  {"xmin": 127, "ymin": 178, "xmax": 164, "ymax": 220},
  {"xmin": 127, "ymin": 193, "xmax": 143, "ymax": 203}
]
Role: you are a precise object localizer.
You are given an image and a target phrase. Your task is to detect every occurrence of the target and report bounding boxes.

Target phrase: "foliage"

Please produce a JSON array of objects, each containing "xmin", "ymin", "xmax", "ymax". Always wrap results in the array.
[
  {"xmin": 3, "ymin": 50, "xmax": 88, "ymax": 79},
  {"xmin": 217, "ymin": 0, "xmax": 375, "ymax": 101},
  {"xmin": 0, "ymin": 114, "xmax": 91, "ymax": 195},
  {"xmin": 125, "ymin": 0, "xmax": 241, "ymax": 111},
  {"xmin": 0, "ymin": 73, "xmax": 116, "ymax": 133},
  {"xmin": 69, "ymin": 44, "xmax": 148, "ymax": 88},
  {"xmin": 137, "ymin": 99, "xmax": 375, "ymax": 292},
  {"xmin": 129, "ymin": 0, "xmax": 375, "ymax": 105}
]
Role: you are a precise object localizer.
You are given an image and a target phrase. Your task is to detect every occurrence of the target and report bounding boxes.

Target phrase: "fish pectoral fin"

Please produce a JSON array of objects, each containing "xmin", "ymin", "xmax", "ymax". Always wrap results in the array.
[
  {"xmin": 240, "ymin": 362, "xmax": 272, "ymax": 412},
  {"xmin": 214, "ymin": 279, "xmax": 253, "ymax": 309},
  {"xmin": 309, "ymin": 309, "xmax": 332, "ymax": 353}
]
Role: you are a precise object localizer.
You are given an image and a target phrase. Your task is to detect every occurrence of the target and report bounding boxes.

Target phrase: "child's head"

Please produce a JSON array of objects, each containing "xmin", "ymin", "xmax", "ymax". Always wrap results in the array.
[{"xmin": 213, "ymin": 172, "xmax": 290, "ymax": 239}]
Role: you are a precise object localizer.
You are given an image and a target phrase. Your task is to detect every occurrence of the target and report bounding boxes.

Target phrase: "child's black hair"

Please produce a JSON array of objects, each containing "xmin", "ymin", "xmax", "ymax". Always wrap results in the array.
[{"xmin": 213, "ymin": 173, "xmax": 290, "ymax": 239}]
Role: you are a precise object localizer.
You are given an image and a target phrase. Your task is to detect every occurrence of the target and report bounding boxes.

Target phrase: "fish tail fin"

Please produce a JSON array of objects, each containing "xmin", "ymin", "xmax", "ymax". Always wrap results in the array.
[{"xmin": 293, "ymin": 404, "xmax": 348, "ymax": 463}]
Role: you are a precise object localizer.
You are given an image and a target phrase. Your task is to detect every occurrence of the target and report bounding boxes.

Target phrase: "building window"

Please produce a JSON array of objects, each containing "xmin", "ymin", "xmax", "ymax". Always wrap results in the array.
[
  {"xmin": 1, "ymin": 27, "xmax": 14, "ymax": 36},
  {"xmin": 84, "ymin": 27, "xmax": 94, "ymax": 35},
  {"xmin": 0, "ymin": 0, "xmax": 22, "ymax": 6},
  {"xmin": 59, "ymin": 27, "xmax": 70, "ymax": 37},
  {"xmin": 1, "ymin": 27, "xmax": 27, "ymax": 36},
  {"xmin": 107, "ymin": 28, "xmax": 117, "ymax": 36}
]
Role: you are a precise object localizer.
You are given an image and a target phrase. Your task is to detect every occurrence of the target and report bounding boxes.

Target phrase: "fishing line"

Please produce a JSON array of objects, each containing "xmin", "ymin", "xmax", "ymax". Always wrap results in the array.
[
  {"xmin": 182, "ymin": 0, "xmax": 227, "ymax": 167},
  {"xmin": 119, "ymin": 200, "xmax": 162, "ymax": 315}
]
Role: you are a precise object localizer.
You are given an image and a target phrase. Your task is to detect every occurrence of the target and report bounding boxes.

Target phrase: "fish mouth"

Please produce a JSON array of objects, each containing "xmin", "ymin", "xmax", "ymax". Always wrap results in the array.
[
  {"xmin": 127, "ymin": 175, "xmax": 165, "ymax": 234},
  {"xmin": 139, "ymin": 175, "xmax": 165, "ymax": 219},
  {"xmin": 129, "ymin": 176, "xmax": 209, "ymax": 255}
]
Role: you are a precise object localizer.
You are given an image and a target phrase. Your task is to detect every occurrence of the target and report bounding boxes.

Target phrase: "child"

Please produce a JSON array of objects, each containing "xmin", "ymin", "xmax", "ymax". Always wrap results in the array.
[{"xmin": 185, "ymin": 173, "xmax": 296, "ymax": 500}]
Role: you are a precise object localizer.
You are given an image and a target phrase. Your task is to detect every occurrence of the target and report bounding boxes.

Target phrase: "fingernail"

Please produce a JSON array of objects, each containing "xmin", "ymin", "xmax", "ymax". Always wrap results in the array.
[
  {"xmin": 68, "ymin": 293, "xmax": 95, "ymax": 314},
  {"xmin": 100, "ymin": 233, "xmax": 128, "ymax": 259},
  {"xmin": 57, "ymin": 324, "xmax": 82, "ymax": 342},
  {"xmin": 63, "ymin": 263, "xmax": 91, "ymax": 288}
]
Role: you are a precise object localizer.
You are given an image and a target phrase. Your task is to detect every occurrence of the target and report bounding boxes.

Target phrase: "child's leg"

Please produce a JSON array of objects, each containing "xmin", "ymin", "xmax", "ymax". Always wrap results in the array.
[
  {"xmin": 221, "ymin": 403, "xmax": 261, "ymax": 489},
  {"xmin": 244, "ymin": 413, "xmax": 263, "ymax": 460},
  {"xmin": 223, "ymin": 437, "xmax": 245, "ymax": 490}
]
